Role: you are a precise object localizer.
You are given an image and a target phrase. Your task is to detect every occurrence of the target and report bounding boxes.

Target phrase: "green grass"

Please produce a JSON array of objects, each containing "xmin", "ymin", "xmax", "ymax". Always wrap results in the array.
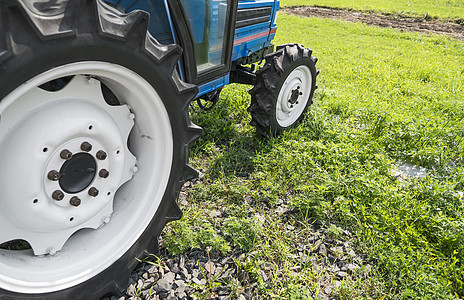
[
  {"xmin": 162, "ymin": 10, "xmax": 464, "ymax": 300},
  {"xmin": 280, "ymin": 0, "xmax": 464, "ymax": 20}
]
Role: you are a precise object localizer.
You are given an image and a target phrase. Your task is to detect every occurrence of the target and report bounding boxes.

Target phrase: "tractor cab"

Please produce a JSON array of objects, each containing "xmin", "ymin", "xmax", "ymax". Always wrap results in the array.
[
  {"xmin": 105, "ymin": 0, "xmax": 278, "ymax": 95},
  {"xmin": 169, "ymin": 0, "xmax": 238, "ymax": 86}
]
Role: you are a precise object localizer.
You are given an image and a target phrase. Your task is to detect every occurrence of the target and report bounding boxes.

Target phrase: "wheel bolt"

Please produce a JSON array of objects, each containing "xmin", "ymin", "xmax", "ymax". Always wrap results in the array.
[
  {"xmin": 99, "ymin": 169, "xmax": 109, "ymax": 178},
  {"xmin": 60, "ymin": 149, "xmax": 73, "ymax": 160},
  {"xmin": 70, "ymin": 196, "xmax": 81, "ymax": 207},
  {"xmin": 81, "ymin": 142, "xmax": 92, "ymax": 152},
  {"xmin": 52, "ymin": 190, "xmax": 64, "ymax": 201},
  {"xmin": 47, "ymin": 170, "xmax": 61, "ymax": 181},
  {"xmin": 96, "ymin": 150, "xmax": 107, "ymax": 160},
  {"xmin": 88, "ymin": 187, "xmax": 99, "ymax": 197}
]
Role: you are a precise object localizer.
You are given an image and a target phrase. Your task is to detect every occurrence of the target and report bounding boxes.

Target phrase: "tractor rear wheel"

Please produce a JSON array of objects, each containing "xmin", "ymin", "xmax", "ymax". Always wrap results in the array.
[
  {"xmin": 0, "ymin": 1, "xmax": 200, "ymax": 299},
  {"xmin": 248, "ymin": 44, "xmax": 318, "ymax": 136}
]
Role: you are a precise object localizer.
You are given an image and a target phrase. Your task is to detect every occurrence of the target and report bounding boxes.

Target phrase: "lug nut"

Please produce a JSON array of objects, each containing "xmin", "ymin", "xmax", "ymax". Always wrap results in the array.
[
  {"xmin": 47, "ymin": 170, "xmax": 61, "ymax": 181},
  {"xmin": 88, "ymin": 187, "xmax": 99, "ymax": 197},
  {"xmin": 52, "ymin": 190, "xmax": 64, "ymax": 201},
  {"xmin": 81, "ymin": 142, "xmax": 92, "ymax": 152},
  {"xmin": 70, "ymin": 196, "xmax": 81, "ymax": 207},
  {"xmin": 96, "ymin": 150, "xmax": 107, "ymax": 160},
  {"xmin": 60, "ymin": 149, "xmax": 73, "ymax": 160},
  {"xmin": 99, "ymin": 169, "xmax": 109, "ymax": 179}
]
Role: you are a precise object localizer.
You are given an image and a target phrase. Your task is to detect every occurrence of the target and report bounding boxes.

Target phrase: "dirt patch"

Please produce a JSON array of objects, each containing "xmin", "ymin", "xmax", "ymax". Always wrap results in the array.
[{"xmin": 283, "ymin": 6, "xmax": 464, "ymax": 41}]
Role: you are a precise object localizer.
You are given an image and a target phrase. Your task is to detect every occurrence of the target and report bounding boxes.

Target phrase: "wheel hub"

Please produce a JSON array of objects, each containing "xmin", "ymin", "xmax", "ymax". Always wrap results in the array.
[
  {"xmin": 59, "ymin": 153, "xmax": 97, "ymax": 194},
  {"xmin": 276, "ymin": 65, "xmax": 313, "ymax": 127}
]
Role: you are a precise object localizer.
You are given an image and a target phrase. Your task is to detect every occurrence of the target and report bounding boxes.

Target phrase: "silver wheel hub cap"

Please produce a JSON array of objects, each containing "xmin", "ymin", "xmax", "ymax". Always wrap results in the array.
[{"xmin": 276, "ymin": 65, "xmax": 312, "ymax": 127}]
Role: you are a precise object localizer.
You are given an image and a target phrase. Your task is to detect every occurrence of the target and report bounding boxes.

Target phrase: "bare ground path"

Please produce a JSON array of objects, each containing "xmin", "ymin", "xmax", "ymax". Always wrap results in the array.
[{"xmin": 283, "ymin": 6, "xmax": 464, "ymax": 40}]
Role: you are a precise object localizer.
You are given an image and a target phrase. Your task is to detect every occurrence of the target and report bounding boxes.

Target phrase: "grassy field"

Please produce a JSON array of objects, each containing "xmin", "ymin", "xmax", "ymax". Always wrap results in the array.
[
  {"xmin": 161, "ymin": 5, "xmax": 464, "ymax": 300},
  {"xmin": 280, "ymin": 0, "xmax": 464, "ymax": 20}
]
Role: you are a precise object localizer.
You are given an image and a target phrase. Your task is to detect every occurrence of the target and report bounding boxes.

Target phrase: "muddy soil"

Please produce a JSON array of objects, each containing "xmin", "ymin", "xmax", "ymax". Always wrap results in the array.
[{"xmin": 283, "ymin": 6, "xmax": 464, "ymax": 40}]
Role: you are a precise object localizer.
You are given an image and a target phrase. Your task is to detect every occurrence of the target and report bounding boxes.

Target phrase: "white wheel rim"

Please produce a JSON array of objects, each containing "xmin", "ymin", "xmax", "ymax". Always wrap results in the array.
[
  {"xmin": 276, "ymin": 65, "xmax": 312, "ymax": 127},
  {"xmin": 0, "ymin": 62, "xmax": 173, "ymax": 293}
]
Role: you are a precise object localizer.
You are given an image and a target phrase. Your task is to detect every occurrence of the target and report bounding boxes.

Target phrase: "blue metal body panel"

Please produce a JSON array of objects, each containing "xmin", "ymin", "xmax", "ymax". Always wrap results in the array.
[
  {"xmin": 198, "ymin": 75, "xmax": 230, "ymax": 96},
  {"xmin": 232, "ymin": 0, "xmax": 278, "ymax": 61},
  {"xmin": 104, "ymin": 0, "xmax": 279, "ymax": 97}
]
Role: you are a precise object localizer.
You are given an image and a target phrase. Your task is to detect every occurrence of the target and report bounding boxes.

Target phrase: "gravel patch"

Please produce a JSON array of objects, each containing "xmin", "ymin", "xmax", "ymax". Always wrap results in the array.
[
  {"xmin": 99, "ymin": 183, "xmax": 373, "ymax": 299},
  {"xmin": 109, "ymin": 233, "xmax": 372, "ymax": 299}
]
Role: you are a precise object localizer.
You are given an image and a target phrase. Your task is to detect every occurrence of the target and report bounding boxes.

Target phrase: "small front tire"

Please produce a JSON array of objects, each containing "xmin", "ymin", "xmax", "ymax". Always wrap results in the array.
[{"xmin": 248, "ymin": 44, "xmax": 318, "ymax": 136}]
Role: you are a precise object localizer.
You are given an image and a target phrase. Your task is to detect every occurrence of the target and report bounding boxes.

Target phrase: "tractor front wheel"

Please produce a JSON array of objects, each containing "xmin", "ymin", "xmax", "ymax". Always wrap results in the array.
[{"xmin": 248, "ymin": 44, "xmax": 318, "ymax": 136}]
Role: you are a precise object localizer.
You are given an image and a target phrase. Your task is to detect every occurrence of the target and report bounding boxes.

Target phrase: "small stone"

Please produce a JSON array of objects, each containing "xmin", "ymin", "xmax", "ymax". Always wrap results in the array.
[
  {"xmin": 330, "ymin": 264, "xmax": 340, "ymax": 273},
  {"xmin": 346, "ymin": 248, "xmax": 356, "ymax": 257},
  {"xmin": 148, "ymin": 265, "xmax": 158, "ymax": 274},
  {"xmin": 336, "ymin": 271, "xmax": 348, "ymax": 278},
  {"xmin": 126, "ymin": 284, "xmax": 136, "ymax": 297},
  {"xmin": 191, "ymin": 277, "xmax": 202, "ymax": 285},
  {"xmin": 142, "ymin": 280, "xmax": 154, "ymax": 290},
  {"xmin": 217, "ymin": 286, "xmax": 229, "ymax": 296},
  {"xmin": 238, "ymin": 295, "xmax": 247, "ymax": 300},
  {"xmin": 151, "ymin": 273, "xmax": 160, "ymax": 282},
  {"xmin": 154, "ymin": 278, "xmax": 171, "ymax": 293},
  {"xmin": 346, "ymin": 263, "xmax": 359, "ymax": 272},
  {"xmin": 136, "ymin": 279, "xmax": 143, "ymax": 290},
  {"xmin": 324, "ymin": 286, "xmax": 333, "ymax": 294},
  {"xmin": 171, "ymin": 266, "xmax": 180, "ymax": 274},
  {"xmin": 167, "ymin": 290, "xmax": 176, "ymax": 300},
  {"xmin": 180, "ymin": 267, "xmax": 189, "ymax": 278},
  {"xmin": 179, "ymin": 255, "xmax": 186, "ymax": 268},
  {"xmin": 319, "ymin": 244, "xmax": 327, "ymax": 256},
  {"xmin": 164, "ymin": 272, "xmax": 176, "ymax": 284},
  {"xmin": 174, "ymin": 280, "xmax": 186, "ymax": 293},
  {"xmin": 208, "ymin": 209, "xmax": 222, "ymax": 218},
  {"xmin": 191, "ymin": 269, "xmax": 200, "ymax": 280}
]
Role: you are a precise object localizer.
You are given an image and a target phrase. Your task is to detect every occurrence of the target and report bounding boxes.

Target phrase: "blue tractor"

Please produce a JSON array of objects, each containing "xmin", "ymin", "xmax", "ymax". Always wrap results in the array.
[{"xmin": 0, "ymin": 0, "xmax": 317, "ymax": 298}]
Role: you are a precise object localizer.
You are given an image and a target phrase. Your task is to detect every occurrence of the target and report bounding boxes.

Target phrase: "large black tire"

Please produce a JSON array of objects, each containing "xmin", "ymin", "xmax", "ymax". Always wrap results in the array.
[
  {"xmin": 248, "ymin": 44, "xmax": 318, "ymax": 136},
  {"xmin": 0, "ymin": 1, "xmax": 201, "ymax": 299}
]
